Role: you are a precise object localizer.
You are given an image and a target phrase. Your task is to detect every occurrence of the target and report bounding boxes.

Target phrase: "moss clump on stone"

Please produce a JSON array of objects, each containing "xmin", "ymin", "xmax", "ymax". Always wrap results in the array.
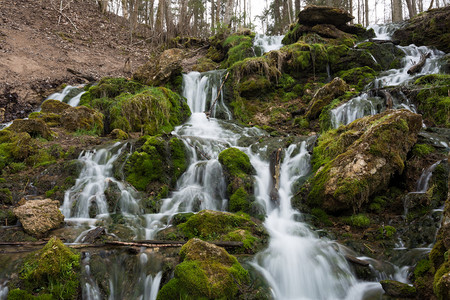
[
  {"xmin": 218, "ymin": 148, "xmax": 253, "ymax": 178},
  {"xmin": 85, "ymin": 77, "xmax": 144, "ymax": 100},
  {"xmin": 337, "ymin": 66, "xmax": 377, "ymax": 91},
  {"xmin": 308, "ymin": 110, "xmax": 422, "ymax": 213},
  {"xmin": 125, "ymin": 136, "xmax": 188, "ymax": 193},
  {"xmin": 412, "ymin": 143, "xmax": 436, "ymax": 157},
  {"xmin": 343, "ymin": 214, "xmax": 371, "ymax": 228},
  {"xmin": 223, "ymin": 33, "xmax": 255, "ymax": 67},
  {"xmin": 9, "ymin": 237, "xmax": 80, "ymax": 299},
  {"xmin": 157, "ymin": 238, "xmax": 249, "ymax": 299},
  {"xmin": 413, "ymin": 74, "xmax": 450, "ymax": 127}
]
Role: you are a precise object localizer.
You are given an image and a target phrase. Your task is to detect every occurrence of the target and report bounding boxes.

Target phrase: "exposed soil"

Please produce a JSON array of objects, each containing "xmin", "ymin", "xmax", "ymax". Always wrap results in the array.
[{"xmin": 0, "ymin": 0, "xmax": 154, "ymax": 122}]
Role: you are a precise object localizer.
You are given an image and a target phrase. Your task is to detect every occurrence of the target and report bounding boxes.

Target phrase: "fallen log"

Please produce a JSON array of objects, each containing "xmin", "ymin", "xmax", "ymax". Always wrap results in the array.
[{"xmin": 407, "ymin": 52, "xmax": 431, "ymax": 75}]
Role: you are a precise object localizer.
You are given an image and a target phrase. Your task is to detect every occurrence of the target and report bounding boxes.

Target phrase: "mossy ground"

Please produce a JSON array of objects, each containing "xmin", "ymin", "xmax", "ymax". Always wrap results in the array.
[{"xmin": 7, "ymin": 237, "xmax": 80, "ymax": 299}]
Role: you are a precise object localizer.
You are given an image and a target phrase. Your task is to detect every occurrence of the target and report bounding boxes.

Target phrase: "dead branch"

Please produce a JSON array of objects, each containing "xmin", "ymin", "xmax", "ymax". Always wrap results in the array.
[
  {"xmin": 207, "ymin": 72, "xmax": 230, "ymax": 119},
  {"xmin": 407, "ymin": 52, "xmax": 431, "ymax": 75}
]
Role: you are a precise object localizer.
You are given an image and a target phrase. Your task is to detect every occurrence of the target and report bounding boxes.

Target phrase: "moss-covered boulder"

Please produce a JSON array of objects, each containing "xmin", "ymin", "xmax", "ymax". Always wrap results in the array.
[
  {"xmin": 82, "ymin": 82, "xmax": 190, "ymax": 135},
  {"xmin": 8, "ymin": 119, "xmax": 54, "ymax": 140},
  {"xmin": 308, "ymin": 109, "xmax": 422, "ymax": 213},
  {"xmin": 380, "ymin": 280, "xmax": 417, "ymax": 298},
  {"xmin": 13, "ymin": 199, "xmax": 64, "ymax": 237},
  {"xmin": 410, "ymin": 74, "xmax": 450, "ymax": 128},
  {"xmin": 356, "ymin": 42, "xmax": 405, "ymax": 70},
  {"xmin": 170, "ymin": 210, "xmax": 267, "ymax": 253},
  {"xmin": 218, "ymin": 148, "xmax": 256, "ymax": 215},
  {"xmin": 60, "ymin": 106, "xmax": 104, "ymax": 134},
  {"xmin": 222, "ymin": 32, "xmax": 255, "ymax": 67},
  {"xmin": 41, "ymin": 99, "xmax": 71, "ymax": 114},
  {"xmin": 337, "ymin": 66, "xmax": 377, "ymax": 91},
  {"xmin": 392, "ymin": 6, "xmax": 450, "ymax": 53},
  {"xmin": 156, "ymin": 238, "xmax": 249, "ymax": 299},
  {"xmin": 305, "ymin": 77, "xmax": 348, "ymax": 120},
  {"xmin": 124, "ymin": 136, "xmax": 188, "ymax": 202},
  {"xmin": 8, "ymin": 237, "xmax": 80, "ymax": 299},
  {"xmin": 133, "ymin": 48, "xmax": 185, "ymax": 86}
]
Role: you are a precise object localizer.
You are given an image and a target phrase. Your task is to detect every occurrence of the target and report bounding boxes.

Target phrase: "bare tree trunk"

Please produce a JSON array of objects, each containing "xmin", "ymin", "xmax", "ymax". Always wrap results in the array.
[
  {"xmin": 427, "ymin": 0, "xmax": 435, "ymax": 9},
  {"xmin": 405, "ymin": 0, "xmax": 417, "ymax": 18},
  {"xmin": 392, "ymin": 0, "xmax": 403, "ymax": 22},
  {"xmin": 211, "ymin": 0, "xmax": 215, "ymax": 33},
  {"xmin": 224, "ymin": 0, "xmax": 233, "ymax": 27},
  {"xmin": 216, "ymin": 0, "xmax": 221, "ymax": 28},
  {"xmin": 364, "ymin": 0, "xmax": 369, "ymax": 26},
  {"xmin": 294, "ymin": 0, "xmax": 300, "ymax": 16}
]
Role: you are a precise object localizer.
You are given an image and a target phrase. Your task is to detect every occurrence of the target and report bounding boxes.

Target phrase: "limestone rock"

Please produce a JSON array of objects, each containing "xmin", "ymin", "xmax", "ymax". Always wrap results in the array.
[
  {"xmin": 8, "ymin": 119, "xmax": 54, "ymax": 140},
  {"xmin": 380, "ymin": 280, "xmax": 416, "ymax": 298},
  {"xmin": 298, "ymin": 6, "xmax": 353, "ymax": 27},
  {"xmin": 133, "ymin": 48, "xmax": 184, "ymax": 86},
  {"xmin": 61, "ymin": 106, "xmax": 103, "ymax": 133},
  {"xmin": 392, "ymin": 6, "xmax": 450, "ymax": 53},
  {"xmin": 13, "ymin": 199, "xmax": 64, "ymax": 237},
  {"xmin": 305, "ymin": 77, "xmax": 348, "ymax": 120},
  {"xmin": 309, "ymin": 109, "xmax": 422, "ymax": 213}
]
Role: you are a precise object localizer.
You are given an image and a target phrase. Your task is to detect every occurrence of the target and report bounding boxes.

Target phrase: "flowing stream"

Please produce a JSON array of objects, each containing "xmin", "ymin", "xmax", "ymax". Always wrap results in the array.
[{"xmin": 331, "ymin": 24, "xmax": 444, "ymax": 128}]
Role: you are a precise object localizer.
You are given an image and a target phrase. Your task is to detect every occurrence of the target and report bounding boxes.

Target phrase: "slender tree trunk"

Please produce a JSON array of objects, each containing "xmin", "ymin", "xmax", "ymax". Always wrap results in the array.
[
  {"xmin": 364, "ymin": 0, "xmax": 369, "ymax": 26},
  {"xmin": 294, "ymin": 0, "xmax": 300, "ymax": 16},
  {"xmin": 392, "ymin": 0, "xmax": 403, "ymax": 22}
]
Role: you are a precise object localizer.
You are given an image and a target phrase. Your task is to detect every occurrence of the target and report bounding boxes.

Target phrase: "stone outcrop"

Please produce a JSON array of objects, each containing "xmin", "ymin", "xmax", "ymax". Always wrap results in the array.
[
  {"xmin": 392, "ymin": 6, "xmax": 450, "ymax": 53},
  {"xmin": 305, "ymin": 77, "xmax": 349, "ymax": 120},
  {"xmin": 13, "ymin": 198, "xmax": 64, "ymax": 237},
  {"xmin": 133, "ymin": 48, "xmax": 184, "ymax": 86},
  {"xmin": 8, "ymin": 119, "xmax": 54, "ymax": 140},
  {"xmin": 308, "ymin": 109, "xmax": 422, "ymax": 213},
  {"xmin": 298, "ymin": 6, "xmax": 353, "ymax": 26}
]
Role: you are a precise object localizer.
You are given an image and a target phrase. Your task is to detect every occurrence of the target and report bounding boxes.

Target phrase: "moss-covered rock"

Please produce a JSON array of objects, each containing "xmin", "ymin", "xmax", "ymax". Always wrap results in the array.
[
  {"xmin": 157, "ymin": 238, "xmax": 249, "ymax": 299},
  {"xmin": 392, "ymin": 6, "xmax": 450, "ymax": 53},
  {"xmin": 356, "ymin": 42, "xmax": 405, "ymax": 70},
  {"xmin": 133, "ymin": 48, "xmax": 185, "ymax": 86},
  {"xmin": 8, "ymin": 119, "xmax": 54, "ymax": 140},
  {"xmin": 410, "ymin": 74, "xmax": 450, "ymax": 128},
  {"xmin": 218, "ymin": 148, "xmax": 256, "ymax": 214},
  {"xmin": 308, "ymin": 109, "xmax": 422, "ymax": 213},
  {"xmin": 380, "ymin": 280, "xmax": 417, "ymax": 298},
  {"xmin": 60, "ymin": 106, "xmax": 104, "ymax": 134},
  {"xmin": 305, "ymin": 77, "xmax": 349, "ymax": 120},
  {"xmin": 222, "ymin": 33, "xmax": 255, "ymax": 68},
  {"xmin": 124, "ymin": 136, "xmax": 188, "ymax": 196},
  {"xmin": 41, "ymin": 99, "xmax": 71, "ymax": 114},
  {"xmin": 81, "ymin": 81, "xmax": 190, "ymax": 135},
  {"xmin": 337, "ymin": 66, "xmax": 377, "ymax": 91},
  {"xmin": 8, "ymin": 237, "xmax": 80, "ymax": 299}
]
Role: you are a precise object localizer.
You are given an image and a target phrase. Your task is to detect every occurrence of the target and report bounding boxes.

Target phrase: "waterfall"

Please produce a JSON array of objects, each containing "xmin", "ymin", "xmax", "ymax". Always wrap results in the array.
[
  {"xmin": 45, "ymin": 85, "xmax": 86, "ymax": 106},
  {"xmin": 415, "ymin": 160, "xmax": 442, "ymax": 193},
  {"xmin": 0, "ymin": 281, "xmax": 8, "ymax": 300},
  {"xmin": 253, "ymin": 34, "xmax": 284, "ymax": 54},
  {"xmin": 330, "ymin": 24, "xmax": 444, "ymax": 128},
  {"xmin": 249, "ymin": 143, "xmax": 381, "ymax": 299}
]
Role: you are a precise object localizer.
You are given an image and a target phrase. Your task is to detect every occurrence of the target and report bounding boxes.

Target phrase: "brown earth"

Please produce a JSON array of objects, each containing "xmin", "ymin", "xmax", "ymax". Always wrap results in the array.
[{"xmin": 0, "ymin": 0, "xmax": 154, "ymax": 122}]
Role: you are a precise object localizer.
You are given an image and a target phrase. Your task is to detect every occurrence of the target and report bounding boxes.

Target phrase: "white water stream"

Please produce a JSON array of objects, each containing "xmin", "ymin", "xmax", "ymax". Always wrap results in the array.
[
  {"xmin": 254, "ymin": 34, "xmax": 284, "ymax": 54},
  {"xmin": 331, "ymin": 24, "xmax": 444, "ymax": 128}
]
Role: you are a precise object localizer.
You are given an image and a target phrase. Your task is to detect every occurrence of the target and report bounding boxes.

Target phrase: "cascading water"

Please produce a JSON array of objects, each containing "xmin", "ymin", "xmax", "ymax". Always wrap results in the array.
[
  {"xmin": 254, "ymin": 34, "xmax": 284, "ymax": 54},
  {"xmin": 0, "ymin": 281, "xmax": 8, "ymax": 300},
  {"xmin": 330, "ymin": 24, "xmax": 444, "ymax": 128},
  {"xmin": 248, "ymin": 142, "xmax": 382, "ymax": 299},
  {"xmin": 415, "ymin": 160, "xmax": 442, "ymax": 193},
  {"xmin": 144, "ymin": 70, "xmax": 264, "ymax": 238},
  {"xmin": 46, "ymin": 85, "xmax": 86, "ymax": 107},
  {"xmin": 61, "ymin": 142, "xmax": 143, "ymax": 240}
]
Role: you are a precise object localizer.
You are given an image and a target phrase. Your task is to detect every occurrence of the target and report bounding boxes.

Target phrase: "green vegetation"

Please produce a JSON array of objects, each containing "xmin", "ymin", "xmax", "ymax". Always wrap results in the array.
[
  {"xmin": 218, "ymin": 148, "xmax": 253, "ymax": 178},
  {"xmin": 8, "ymin": 237, "xmax": 80, "ymax": 299},
  {"xmin": 337, "ymin": 66, "xmax": 377, "ymax": 91},
  {"xmin": 343, "ymin": 214, "xmax": 371, "ymax": 228},
  {"xmin": 157, "ymin": 238, "xmax": 249, "ymax": 299},
  {"xmin": 412, "ymin": 143, "xmax": 436, "ymax": 157},
  {"xmin": 413, "ymin": 74, "xmax": 450, "ymax": 127}
]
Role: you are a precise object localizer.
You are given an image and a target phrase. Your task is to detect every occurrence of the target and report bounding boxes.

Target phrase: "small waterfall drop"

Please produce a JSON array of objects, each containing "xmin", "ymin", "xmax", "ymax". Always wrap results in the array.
[
  {"xmin": 249, "ymin": 143, "xmax": 380, "ymax": 299},
  {"xmin": 46, "ymin": 85, "xmax": 86, "ymax": 106},
  {"xmin": 0, "ymin": 281, "xmax": 8, "ymax": 300},
  {"xmin": 254, "ymin": 34, "xmax": 284, "ymax": 54},
  {"xmin": 415, "ymin": 160, "xmax": 442, "ymax": 193},
  {"xmin": 331, "ymin": 24, "xmax": 444, "ymax": 128}
]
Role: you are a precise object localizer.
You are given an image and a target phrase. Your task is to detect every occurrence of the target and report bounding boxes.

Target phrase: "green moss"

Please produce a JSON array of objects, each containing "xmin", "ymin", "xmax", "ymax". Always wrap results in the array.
[
  {"xmin": 229, "ymin": 187, "xmax": 251, "ymax": 213},
  {"xmin": 414, "ymin": 259, "xmax": 432, "ymax": 279},
  {"xmin": 311, "ymin": 208, "xmax": 332, "ymax": 226},
  {"xmin": 84, "ymin": 77, "xmax": 144, "ymax": 100},
  {"xmin": 377, "ymin": 225, "xmax": 396, "ymax": 239},
  {"xmin": 169, "ymin": 137, "xmax": 188, "ymax": 185},
  {"xmin": 337, "ymin": 66, "xmax": 377, "ymax": 91},
  {"xmin": 412, "ymin": 143, "xmax": 436, "ymax": 157},
  {"xmin": 158, "ymin": 238, "xmax": 249, "ymax": 299},
  {"xmin": 7, "ymin": 289, "xmax": 53, "ymax": 300},
  {"xmin": 238, "ymin": 76, "xmax": 272, "ymax": 98},
  {"xmin": 433, "ymin": 261, "xmax": 449, "ymax": 299},
  {"xmin": 343, "ymin": 214, "xmax": 371, "ymax": 228},
  {"xmin": 218, "ymin": 148, "xmax": 253, "ymax": 178},
  {"xmin": 14, "ymin": 237, "xmax": 80, "ymax": 299},
  {"xmin": 414, "ymin": 74, "xmax": 450, "ymax": 127},
  {"xmin": 0, "ymin": 188, "xmax": 13, "ymax": 204}
]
